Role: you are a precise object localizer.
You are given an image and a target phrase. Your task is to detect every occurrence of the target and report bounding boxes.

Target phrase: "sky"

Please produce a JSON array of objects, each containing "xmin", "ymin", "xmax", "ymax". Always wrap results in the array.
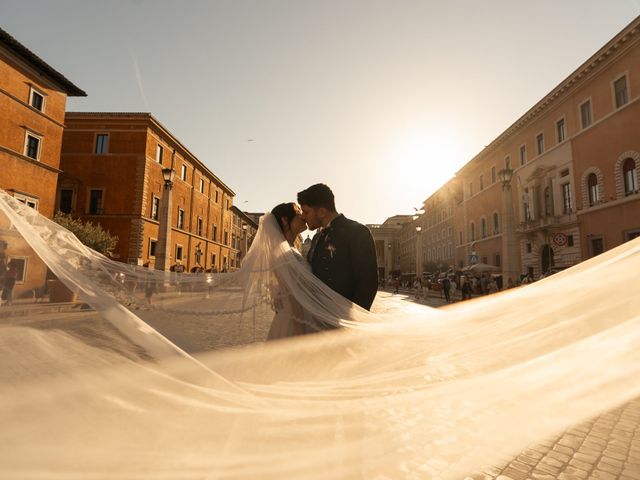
[{"xmin": 2, "ymin": 0, "xmax": 639, "ymax": 224}]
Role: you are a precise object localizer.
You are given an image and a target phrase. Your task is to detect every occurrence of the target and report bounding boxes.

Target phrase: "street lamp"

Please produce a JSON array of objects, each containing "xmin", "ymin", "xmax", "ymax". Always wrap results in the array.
[
  {"xmin": 155, "ymin": 168, "xmax": 175, "ymax": 271},
  {"xmin": 498, "ymin": 167, "xmax": 519, "ymax": 285},
  {"xmin": 415, "ymin": 225, "xmax": 423, "ymax": 279}
]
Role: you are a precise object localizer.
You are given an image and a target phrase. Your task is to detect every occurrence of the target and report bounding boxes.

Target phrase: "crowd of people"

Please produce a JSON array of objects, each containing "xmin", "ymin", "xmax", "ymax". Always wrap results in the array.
[{"xmin": 383, "ymin": 270, "xmax": 546, "ymax": 304}]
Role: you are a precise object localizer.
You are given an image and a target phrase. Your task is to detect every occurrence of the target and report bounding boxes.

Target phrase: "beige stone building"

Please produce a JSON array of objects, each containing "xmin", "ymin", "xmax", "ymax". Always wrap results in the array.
[
  {"xmin": 368, "ymin": 215, "xmax": 412, "ymax": 280},
  {"xmin": 384, "ymin": 16, "xmax": 640, "ymax": 283}
]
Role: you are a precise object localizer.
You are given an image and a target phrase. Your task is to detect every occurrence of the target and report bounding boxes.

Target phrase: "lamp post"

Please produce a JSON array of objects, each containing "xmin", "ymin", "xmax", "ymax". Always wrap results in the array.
[
  {"xmin": 498, "ymin": 167, "xmax": 519, "ymax": 285},
  {"xmin": 415, "ymin": 225, "xmax": 423, "ymax": 279},
  {"xmin": 155, "ymin": 168, "xmax": 174, "ymax": 271}
]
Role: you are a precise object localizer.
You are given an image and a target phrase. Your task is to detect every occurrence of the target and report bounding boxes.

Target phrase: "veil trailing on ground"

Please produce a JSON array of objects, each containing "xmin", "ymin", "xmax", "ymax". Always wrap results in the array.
[{"xmin": 0, "ymin": 190, "xmax": 639, "ymax": 479}]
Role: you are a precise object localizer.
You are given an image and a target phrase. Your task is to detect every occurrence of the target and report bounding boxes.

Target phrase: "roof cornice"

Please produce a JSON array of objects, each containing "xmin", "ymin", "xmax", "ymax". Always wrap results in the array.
[
  {"xmin": 0, "ymin": 27, "xmax": 86, "ymax": 96},
  {"xmin": 456, "ymin": 15, "xmax": 640, "ymax": 176},
  {"xmin": 65, "ymin": 112, "xmax": 236, "ymax": 195}
]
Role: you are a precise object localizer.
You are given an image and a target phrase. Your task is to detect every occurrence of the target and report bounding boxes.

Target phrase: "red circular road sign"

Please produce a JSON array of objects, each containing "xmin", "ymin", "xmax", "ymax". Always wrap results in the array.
[{"xmin": 552, "ymin": 233, "xmax": 568, "ymax": 247}]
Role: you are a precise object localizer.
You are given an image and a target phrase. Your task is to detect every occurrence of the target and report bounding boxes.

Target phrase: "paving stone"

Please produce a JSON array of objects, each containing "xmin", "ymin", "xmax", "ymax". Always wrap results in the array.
[
  {"xmin": 574, "ymin": 452, "xmax": 599, "ymax": 465},
  {"xmin": 554, "ymin": 445, "xmax": 576, "ymax": 456},
  {"xmin": 530, "ymin": 471, "xmax": 557, "ymax": 480},
  {"xmin": 547, "ymin": 450, "xmax": 571, "ymax": 464},
  {"xmin": 583, "ymin": 436, "xmax": 608, "ymax": 448},
  {"xmin": 557, "ymin": 465, "xmax": 589, "ymax": 479},
  {"xmin": 515, "ymin": 454, "xmax": 540, "ymax": 467},
  {"xmin": 559, "ymin": 436, "xmax": 584, "ymax": 449},
  {"xmin": 621, "ymin": 468, "xmax": 640, "ymax": 480},
  {"xmin": 579, "ymin": 445, "xmax": 604, "ymax": 457},
  {"xmin": 570, "ymin": 458, "xmax": 595, "ymax": 471},
  {"xmin": 589, "ymin": 469, "xmax": 618, "ymax": 480},
  {"xmin": 498, "ymin": 468, "xmax": 527, "ymax": 480},
  {"xmin": 602, "ymin": 448, "xmax": 627, "ymax": 461},
  {"xmin": 507, "ymin": 460, "xmax": 532, "ymax": 474},
  {"xmin": 599, "ymin": 455, "xmax": 624, "ymax": 469},
  {"xmin": 522, "ymin": 449, "xmax": 544, "ymax": 460},
  {"xmin": 534, "ymin": 462, "xmax": 561, "ymax": 475},
  {"xmin": 596, "ymin": 460, "xmax": 623, "ymax": 475}
]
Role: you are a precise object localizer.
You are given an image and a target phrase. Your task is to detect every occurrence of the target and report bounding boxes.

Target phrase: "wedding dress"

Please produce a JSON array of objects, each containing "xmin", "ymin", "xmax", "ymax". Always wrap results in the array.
[
  {"xmin": 267, "ymin": 247, "xmax": 313, "ymax": 340},
  {"xmin": 1, "ymin": 190, "xmax": 640, "ymax": 479}
]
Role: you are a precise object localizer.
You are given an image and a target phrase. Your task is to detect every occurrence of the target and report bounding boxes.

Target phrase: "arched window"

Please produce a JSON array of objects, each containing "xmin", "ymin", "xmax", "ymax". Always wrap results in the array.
[
  {"xmin": 623, "ymin": 158, "xmax": 637, "ymax": 195},
  {"xmin": 481, "ymin": 218, "xmax": 487, "ymax": 238},
  {"xmin": 493, "ymin": 212, "xmax": 499, "ymax": 234},
  {"xmin": 470, "ymin": 222, "xmax": 475, "ymax": 241},
  {"xmin": 587, "ymin": 173, "xmax": 599, "ymax": 206}
]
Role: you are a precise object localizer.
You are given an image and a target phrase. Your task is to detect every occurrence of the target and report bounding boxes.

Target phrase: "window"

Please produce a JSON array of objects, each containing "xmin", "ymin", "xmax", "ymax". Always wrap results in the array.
[
  {"xmin": 562, "ymin": 183, "xmax": 572, "ymax": 213},
  {"xmin": 505, "ymin": 156, "xmax": 511, "ymax": 170},
  {"xmin": 580, "ymin": 100, "xmax": 592, "ymax": 129},
  {"xmin": 590, "ymin": 237, "xmax": 604, "ymax": 257},
  {"xmin": 226, "ymin": 198, "xmax": 230, "ymax": 210},
  {"xmin": 199, "ymin": 178, "xmax": 205, "ymax": 193},
  {"xmin": 556, "ymin": 118, "xmax": 565, "ymax": 143},
  {"xmin": 95, "ymin": 134, "xmax": 109, "ymax": 154},
  {"xmin": 149, "ymin": 239, "xmax": 157, "ymax": 257},
  {"xmin": 494, "ymin": 253, "xmax": 501, "ymax": 267},
  {"xmin": 567, "ymin": 235, "xmax": 574, "ymax": 247},
  {"xmin": 59, "ymin": 189, "xmax": 73, "ymax": 214},
  {"xmin": 212, "ymin": 224, "xmax": 218, "ymax": 241},
  {"xmin": 24, "ymin": 132, "xmax": 41, "ymax": 160},
  {"xmin": 181, "ymin": 164, "xmax": 187, "ymax": 181},
  {"xmin": 481, "ymin": 218, "xmax": 487, "ymax": 238},
  {"xmin": 519, "ymin": 145, "xmax": 527, "ymax": 166},
  {"xmin": 176, "ymin": 245, "xmax": 183, "ymax": 261},
  {"xmin": 224, "ymin": 230, "xmax": 229, "ymax": 245},
  {"xmin": 156, "ymin": 144, "xmax": 164, "ymax": 164},
  {"xmin": 623, "ymin": 158, "xmax": 637, "ymax": 195},
  {"xmin": 211, "ymin": 253, "xmax": 217, "ymax": 266},
  {"xmin": 470, "ymin": 223, "xmax": 475, "ymax": 241},
  {"xmin": 8, "ymin": 257, "xmax": 28, "ymax": 284},
  {"xmin": 614, "ymin": 75, "xmax": 629, "ymax": 108},
  {"xmin": 469, "ymin": 182, "xmax": 473, "ymax": 197},
  {"xmin": 536, "ymin": 133, "xmax": 544, "ymax": 155},
  {"xmin": 88, "ymin": 189, "xmax": 103, "ymax": 214},
  {"xmin": 29, "ymin": 87, "xmax": 45, "ymax": 111},
  {"xmin": 177, "ymin": 208, "xmax": 185, "ymax": 229},
  {"xmin": 587, "ymin": 173, "xmax": 599, "ymax": 206},
  {"xmin": 14, "ymin": 193, "xmax": 38, "ymax": 210},
  {"xmin": 526, "ymin": 243, "xmax": 532, "ymax": 253},
  {"xmin": 491, "ymin": 166, "xmax": 496, "ymax": 184},
  {"xmin": 197, "ymin": 217, "xmax": 203, "ymax": 236},
  {"xmin": 479, "ymin": 175, "xmax": 484, "ymax": 191},
  {"xmin": 459, "ymin": 231, "xmax": 462, "ymax": 244},
  {"xmin": 493, "ymin": 212, "xmax": 499, "ymax": 234},
  {"xmin": 215, "ymin": 191, "xmax": 219, "ymax": 203},
  {"xmin": 151, "ymin": 196, "xmax": 160, "ymax": 221}
]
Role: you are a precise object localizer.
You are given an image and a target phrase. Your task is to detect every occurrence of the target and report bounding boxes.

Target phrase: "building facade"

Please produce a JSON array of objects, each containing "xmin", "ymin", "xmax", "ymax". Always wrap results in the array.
[
  {"xmin": 452, "ymin": 15, "xmax": 640, "ymax": 281},
  {"xmin": 382, "ymin": 16, "xmax": 640, "ymax": 283},
  {"xmin": 58, "ymin": 112, "xmax": 236, "ymax": 272},
  {"xmin": 230, "ymin": 206, "xmax": 258, "ymax": 270},
  {"xmin": 368, "ymin": 214, "xmax": 412, "ymax": 281},
  {"xmin": 0, "ymin": 28, "xmax": 85, "ymax": 301},
  {"xmin": 0, "ymin": 28, "xmax": 85, "ymax": 216}
]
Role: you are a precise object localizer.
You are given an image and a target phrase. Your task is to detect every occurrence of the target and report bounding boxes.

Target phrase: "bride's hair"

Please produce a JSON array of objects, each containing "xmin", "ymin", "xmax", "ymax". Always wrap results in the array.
[{"xmin": 271, "ymin": 203, "xmax": 296, "ymax": 234}]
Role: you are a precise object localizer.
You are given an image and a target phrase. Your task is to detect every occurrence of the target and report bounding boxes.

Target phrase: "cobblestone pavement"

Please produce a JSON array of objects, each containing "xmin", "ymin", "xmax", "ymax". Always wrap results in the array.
[
  {"xmin": 375, "ymin": 291, "xmax": 640, "ymax": 480},
  {"xmin": 3, "ymin": 293, "xmax": 639, "ymax": 479}
]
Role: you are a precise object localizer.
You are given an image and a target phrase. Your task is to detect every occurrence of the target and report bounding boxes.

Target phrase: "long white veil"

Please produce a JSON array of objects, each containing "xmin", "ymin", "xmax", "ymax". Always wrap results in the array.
[{"xmin": 0, "ymin": 190, "xmax": 639, "ymax": 479}]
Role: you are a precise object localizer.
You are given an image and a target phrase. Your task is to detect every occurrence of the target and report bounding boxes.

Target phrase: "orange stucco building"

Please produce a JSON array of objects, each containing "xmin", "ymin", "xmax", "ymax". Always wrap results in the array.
[
  {"xmin": 0, "ymin": 28, "xmax": 85, "ymax": 302},
  {"xmin": 0, "ymin": 27, "xmax": 85, "ymax": 217},
  {"xmin": 59, "ymin": 112, "xmax": 237, "ymax": 271}
]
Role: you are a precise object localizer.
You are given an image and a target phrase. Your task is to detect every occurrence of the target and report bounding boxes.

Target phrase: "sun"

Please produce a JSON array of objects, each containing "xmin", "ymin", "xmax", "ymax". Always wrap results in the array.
[{"xmin": 388, "ymin": 126, "xmax": 466, "ymax": 206}]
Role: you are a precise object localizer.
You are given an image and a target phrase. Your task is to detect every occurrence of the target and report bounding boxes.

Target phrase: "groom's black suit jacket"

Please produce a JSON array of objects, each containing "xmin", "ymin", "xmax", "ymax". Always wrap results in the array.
[{"xmin": 307, "ymin": 214, "xmax": 378, "ymax": 312}]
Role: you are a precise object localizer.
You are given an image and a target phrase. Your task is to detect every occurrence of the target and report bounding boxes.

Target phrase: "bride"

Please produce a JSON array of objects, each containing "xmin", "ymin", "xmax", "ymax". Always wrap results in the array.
[{"xmin": 266, "ymin": 202, "xmax": 311, "ymax": 340}]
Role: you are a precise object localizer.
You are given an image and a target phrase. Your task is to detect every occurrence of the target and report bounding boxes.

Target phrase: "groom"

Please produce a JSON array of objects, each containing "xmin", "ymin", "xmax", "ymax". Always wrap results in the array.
[{"xmin": 298, "ymin": 183, "xmax": 378, "ymax": 317}]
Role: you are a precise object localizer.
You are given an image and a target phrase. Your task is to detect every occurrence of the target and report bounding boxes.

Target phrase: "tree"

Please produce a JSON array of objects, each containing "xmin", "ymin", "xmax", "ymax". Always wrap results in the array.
[{"xmin": 53, "ymin": 212, "xmax": 118, "ymax": 256}]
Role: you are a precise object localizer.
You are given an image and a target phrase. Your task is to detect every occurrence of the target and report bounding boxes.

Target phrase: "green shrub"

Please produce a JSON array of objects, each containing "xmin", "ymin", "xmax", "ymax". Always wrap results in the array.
[{"xmin": 53, "ymin": 212, "xmax": 118, "ymax": 256}]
